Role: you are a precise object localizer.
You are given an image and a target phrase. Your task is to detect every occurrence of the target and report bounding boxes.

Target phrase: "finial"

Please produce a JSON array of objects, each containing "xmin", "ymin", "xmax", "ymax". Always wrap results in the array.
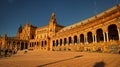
[{"xmin": 52, "ymin": 12, "xmax": 55, "ymax": 16}]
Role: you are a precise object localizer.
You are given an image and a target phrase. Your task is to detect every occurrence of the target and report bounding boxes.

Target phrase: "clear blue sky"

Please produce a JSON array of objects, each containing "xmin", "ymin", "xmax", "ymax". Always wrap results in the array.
[{"xmin": 0, "ymin": 0, "xmax": 120, "ymax": 36}]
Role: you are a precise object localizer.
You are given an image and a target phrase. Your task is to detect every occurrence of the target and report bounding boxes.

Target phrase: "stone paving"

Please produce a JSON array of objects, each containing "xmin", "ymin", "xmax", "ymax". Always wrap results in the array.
[{"xmin": 0, "ymin": 51, "xmax": 120, "ymax": 67}]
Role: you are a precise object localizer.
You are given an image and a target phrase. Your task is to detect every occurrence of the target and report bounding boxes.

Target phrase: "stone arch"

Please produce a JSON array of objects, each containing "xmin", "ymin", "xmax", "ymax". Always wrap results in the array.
[
  {"xmin": 108, "ymin": 24, "xmax": 119, "ymax": 40},
  {"xmin": 21, "ymin": 42, "xmax": 24, "ymax": 50},
  {"xmin": 45, "ymin": 40, "xmax": 47, "ymax": 45},
  {"xmin": 68, "ymin": 37, "xmax": 72, "ymax": 44},
  {"xmin": 64, "ymin": 38, "xmax": 67, "ymax": 45},
  {"xmin": 41, "ymin": 41, "xmax": 44, "ymax": 47},
  {"xmin": 87, "ymin": 32, "xmax": 93, "ymax": 43},
  {"xmin": 37, "ymin": 42, "xmax": 39, "ymax": 46},
  {"xmin": 74, "ymin": 35, "xmax": 77, "ymax": 43},
  {"xmin": 80, "ymin": 34, "xmax": 84, "ymax": 44},
  {"xmin": 96, "ymin": 28, "xmax": 104, "ymax": 42},
  {"xmin": 30, "ymin": 42, "xmax": 32, "ymax": 47},
  {"xmin": 60, "ymin": 39, "xmax": 62, "ymax": 46}
]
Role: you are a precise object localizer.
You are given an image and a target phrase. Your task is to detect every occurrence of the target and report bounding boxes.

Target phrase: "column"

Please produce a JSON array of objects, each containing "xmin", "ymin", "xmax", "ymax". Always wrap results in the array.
[
  {"xmin": 62, "ymin": 38, "xmax": 65, "ymax": 46},
  {"xmin": 57, "ymin": 40, "xmax": 59, "ymax": 46},
  {"xmin": 106, "ymin": 32, "xmax": 109, "ymax": 42},
  {"xmin": 15, "ymin": 42, "xmax": 18, "ymax": 49},
  {"xmin": 79, "ymin": 36, "xmax": 81, "ymax": 44},
  {"xmin": 86, "ymin": 36, "xmax": 88, "ymax": 44},
  {"xmin": 66, "ymin": 37, "xmax": 68, "ymax": 45},
  {"xmin": 84, "ymin": 36, "xmax": 86, "ymax": 44},
  {"xmin": 84, "ymin": 35, "xmax": 88, "ymax": 44},
  {"xmin": 77, "ymin": 36, "xmax": 80, "ymax": 44},
  {"xmin": 19, "ymin": 42, "xmax": 21, "ymax": 50},
  {"xmin": 54, "ymin": 40, "xmax": 56, "ymax": 47},
  {"xmin": 117, "ymin": 29, "xmax": 120, "ymax": 40},
  {"xmin": 72, "ymin": 36, "xmax": 74, "ymax": 45},
  {"xmin": 103, "ymin": 32, "xmax": 106, "ymax": 42},
  {"xmin": 92, "ymin": 35, "xmax": 95, "ymax": 43},
  {"xmin": 94, "ymin": 34, "xmax": 97, "ymax": 43}
]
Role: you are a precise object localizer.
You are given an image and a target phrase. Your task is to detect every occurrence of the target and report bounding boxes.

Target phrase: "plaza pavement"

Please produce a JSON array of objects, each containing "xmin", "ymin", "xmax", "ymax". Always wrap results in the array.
[{"xmin": 0, "ymin": 51, "xmax": 120, "ymax": 67}]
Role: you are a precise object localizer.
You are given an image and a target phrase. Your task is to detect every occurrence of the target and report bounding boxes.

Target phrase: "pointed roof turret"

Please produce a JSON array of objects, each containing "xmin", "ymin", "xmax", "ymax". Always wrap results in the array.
[
  {"xmin": 52, "ymin": 12, "xmax": 55, "ymax": 17},
  {"xmin": 49, "ymin": 12, "xmax": 57, "ymax": 24},
  {"xmin": 25, "ymin": 21, "xmax": 31, "ymax": 27}
]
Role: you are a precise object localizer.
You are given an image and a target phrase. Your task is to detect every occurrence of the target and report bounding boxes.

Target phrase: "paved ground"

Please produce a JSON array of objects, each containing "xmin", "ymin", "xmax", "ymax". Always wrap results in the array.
[{"xmin": 0, "ymin": 51, "xmax": 120, "ymax": 67}]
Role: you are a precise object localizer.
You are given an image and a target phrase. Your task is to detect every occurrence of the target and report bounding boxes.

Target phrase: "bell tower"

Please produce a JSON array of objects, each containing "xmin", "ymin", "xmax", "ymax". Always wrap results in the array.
[{"xmin": 49, "ymin": 12, "xmax": 57, "ymax": 37}]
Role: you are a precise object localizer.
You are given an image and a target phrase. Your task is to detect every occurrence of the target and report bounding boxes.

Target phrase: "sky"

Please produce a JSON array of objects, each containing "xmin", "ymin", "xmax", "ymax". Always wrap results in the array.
[{"xmin": 0, "ymin": 0, "xmax": 120, "ymax": 36}]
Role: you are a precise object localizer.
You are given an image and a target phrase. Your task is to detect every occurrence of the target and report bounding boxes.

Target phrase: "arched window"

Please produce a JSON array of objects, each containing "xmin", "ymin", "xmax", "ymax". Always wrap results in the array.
[
  {"xmin": 108, "ymin": 24, "xmax": 119, "ymax": 40},
  {"xmin": 68, "ymin": 37, "xmax": 72, "ymax": 44},
  {"xmin": 96, "ymin": 29, "xmax": 104, "ymax": 42},
  {"xmin": 45, "ymin": 41, "xmax": 47, "ymax": 45},
  {"xmin": 41, "ymin": 41, "xmax": 44, "ymax": 47},
  {"xmin": 60, "ymin": 39, "xmax": 62, "ymax": 46},
  {"xmin": 21, "ymin": 42, "xmax": 24, "ymax": 50},
  {"xmin": 87, "ymin": 32, "xmax": 93, "ymax": 43},
  {"xmin": 80, "ymin": 34, "xmax": 84, "ymax": 44},
  {"xmin": 74, "ymin": 35, "xmax": 77, "ymax": 43},
  {"xmin": 64, "ymin": 38, "xmax": 67, "ymax": 45},
  {"xmin": 56, "ymin": 40, "xmax": 58, "ymax": 46}
]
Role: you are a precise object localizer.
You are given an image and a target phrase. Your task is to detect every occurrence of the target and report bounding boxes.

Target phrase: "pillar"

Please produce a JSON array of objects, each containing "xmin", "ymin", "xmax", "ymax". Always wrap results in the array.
[
  {"xmin": 79, "ymin": 36, "xmax": 81, "ymax": 44},
  {"xmin": 84, "ymin": 37, "xmax": 86, "ymax": 44},
  {"xmin": 66, "ymin": 38, "xmax": 68, "ymax": 46},
  {"xmin": 86, "ymin": 36, "xmax": 88, "ymax": 44},
  {"xmin": 103, "ymin": 32, "xmax": 106, "ymax": 42},
  {"xmin": 106, "ymin": 32, "xmax": 109, "ymax": 42},
  {"xmin": 19, "ymin": 42, "xmax": 21, "ymax": 50},
  {"xmin": 58, "ymin": 39, "xmax": 60, "ymax": 46},
  {"xmin": 92, "ymin": 35, "xmax": 95, "ymax": 43},
  {"xmin": 77, "ymin": 36, "xmax": 80, "ymax": 44},
  {"xmin": 94, "ymin": 34, "xmax": 97, "ymax": 43},
  {"xmin": 117, "ymin": 29, "xmax": 120, "ymax": 40},
  {"xmin": 84, "ymin": 34, "xmax": 88, "ymax": 44}
]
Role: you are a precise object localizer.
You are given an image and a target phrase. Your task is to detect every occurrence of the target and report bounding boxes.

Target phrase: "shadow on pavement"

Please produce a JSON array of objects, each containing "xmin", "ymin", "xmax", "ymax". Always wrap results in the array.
[
  {"xmin": 37, "ymin": 55, "xmax": 83, "ymax": 67},
  {"xmin": 93, "ymin": 61, "xmax": 105, "ymax": 67}
]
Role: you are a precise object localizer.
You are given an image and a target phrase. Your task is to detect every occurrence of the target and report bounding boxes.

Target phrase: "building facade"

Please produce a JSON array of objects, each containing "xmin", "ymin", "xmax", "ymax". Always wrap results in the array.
[{"xmin": 0, "ymin": 4, "xmax": 120, "ymax": 53}]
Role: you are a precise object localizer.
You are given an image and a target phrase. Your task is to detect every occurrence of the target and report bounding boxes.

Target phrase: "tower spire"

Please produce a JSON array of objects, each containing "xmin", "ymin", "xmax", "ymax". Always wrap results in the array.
[
  {"xmin": 52, "ymin": 12, "xmax": 55, "ymax": 17},
  {"xmin": 49, "ymin": 12, "xmax": 57, "ymax": 24}
]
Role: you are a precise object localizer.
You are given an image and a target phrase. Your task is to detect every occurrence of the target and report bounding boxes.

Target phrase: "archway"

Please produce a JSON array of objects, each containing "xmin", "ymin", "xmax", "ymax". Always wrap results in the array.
[
  {"xmin": 87, "ymin": 32, "xmax": 93, "ymax": 43},
  {"xmin": 60, "ymin": 39, "xmax": 62, "ymax": 46},
  {"xmin": 45, "ymin": 41, "xmax": 47, "ymax": 45},
  {"xmin": 68, "ymin": 37, "xmax": 72, "ymax": 44},
  {"xmin": 56, "ymin": 40, "xmax": 58, "ymax": 46},
  {"xmin": 74, "ymin": 35, "xmax": 77, "ymax": 43},
  {"xmin": 21, "ymin": 42, "xmax": 24, "ymax": 50},
  {"xmin": 80, "ymin": 34, "xmax": 84, "ymax": 44},
  {"xmin": 96, "ymin": 29, "xmax": 104, "ymax": 42},
  {"xmin": 108, "ymin": 24, "xmax": 119, "ymax": 40},
  {"xmin": 17, "ymin": 42, "xmax": 20, "ymax": 50},
  {"xmin": 64, "ymin": 38, "xmax": 67, "ymax": 45},
  {"xmin": 41, "ymin": 41, "xmax": 44, "ymax": 47}
]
